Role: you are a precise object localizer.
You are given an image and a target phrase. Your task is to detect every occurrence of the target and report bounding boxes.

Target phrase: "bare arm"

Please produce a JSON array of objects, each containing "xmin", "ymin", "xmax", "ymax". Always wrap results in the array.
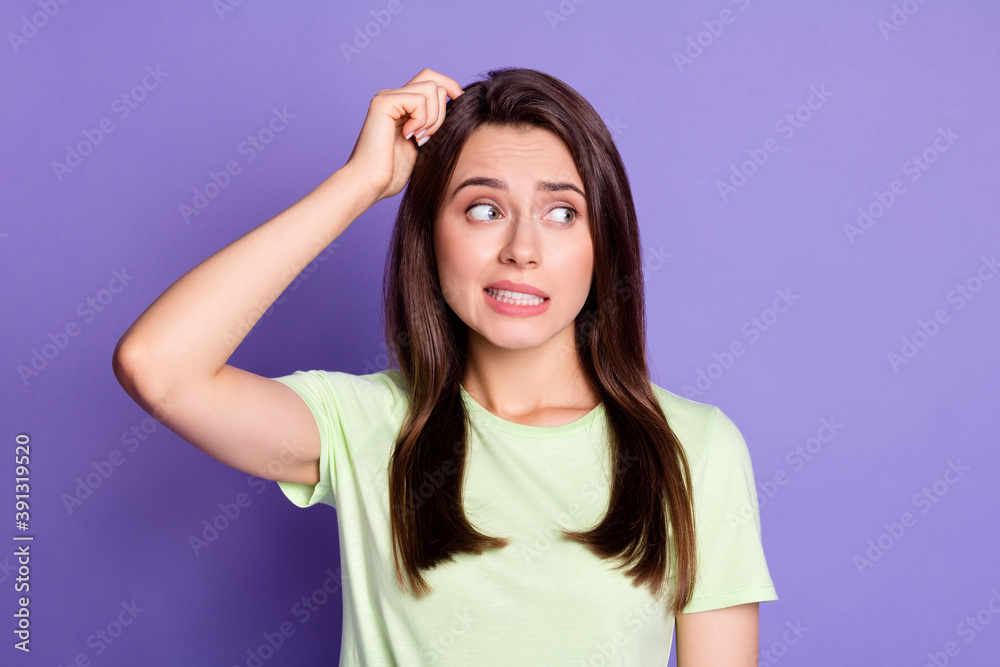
[
  {"xmin": 112, "ymin": 68, "xmax": 465, "ymax": 485},
  {"xmin": 113, "ymin": 166, "xmax": 378, "ymax": 484},
  {"xmin": 675, "ymin": 602, "xmax": 760, "ymax": 667}
]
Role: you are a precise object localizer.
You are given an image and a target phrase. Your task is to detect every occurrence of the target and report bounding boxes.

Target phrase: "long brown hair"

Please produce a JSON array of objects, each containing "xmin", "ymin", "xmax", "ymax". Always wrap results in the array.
[{"xmin": 382, "ymin": 66, "xmax": 697, "ymax": 615}]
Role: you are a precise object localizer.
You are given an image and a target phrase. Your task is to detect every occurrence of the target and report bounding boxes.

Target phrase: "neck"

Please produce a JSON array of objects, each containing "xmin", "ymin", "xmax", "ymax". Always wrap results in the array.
[{"xmin": 462, "ymin": 323, "xmax": 599, "ymax": 419}]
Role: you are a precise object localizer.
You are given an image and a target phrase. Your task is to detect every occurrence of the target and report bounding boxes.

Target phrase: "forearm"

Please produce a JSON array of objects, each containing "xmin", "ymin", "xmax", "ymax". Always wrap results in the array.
[{"xmin": 113, "ymin": 165, "xmax": 377, "ymax": 396}]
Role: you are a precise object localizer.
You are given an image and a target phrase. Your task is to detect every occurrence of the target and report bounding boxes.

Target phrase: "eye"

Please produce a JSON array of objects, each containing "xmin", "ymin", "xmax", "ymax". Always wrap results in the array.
[
  {"xmin": 547, "ymin": 206, "xmax": 577, "ymax": 225},
  {"xmin": 466, "ymin": 203, "xmax": 501, "ymax": 221},
  {"xmin": 464, "ymin": 202, "xmax": 580, "ymax": 224}
]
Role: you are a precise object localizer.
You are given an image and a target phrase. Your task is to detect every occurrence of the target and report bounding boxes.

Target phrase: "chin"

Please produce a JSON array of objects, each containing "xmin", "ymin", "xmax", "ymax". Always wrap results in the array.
[
  {"xmin": 492, "ymin": 336, "xmax": 543, "ymax": 350},
  {"xmin": 473, "ymin": 326, "xmax": 547, "ymax": 351}
]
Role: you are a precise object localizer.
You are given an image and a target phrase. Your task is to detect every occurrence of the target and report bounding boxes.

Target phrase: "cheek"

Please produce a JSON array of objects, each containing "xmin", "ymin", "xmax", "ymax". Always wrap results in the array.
[
  {"xmin": 434, "ymin": 230, "xmax": 478, "ymax": 306},
  {"xmin": 567, "ymin": 238, "xmax": 595, "ymax": 291}
]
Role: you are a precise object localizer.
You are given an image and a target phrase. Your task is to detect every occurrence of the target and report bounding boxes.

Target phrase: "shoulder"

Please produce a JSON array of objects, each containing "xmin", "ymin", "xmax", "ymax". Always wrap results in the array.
[
  {"xmin": 275, "ymin": 366, "xmax": 407, "ymax": 395},
  {"xmin": 649, "ymin": 382, "xmax": 750, "ymax": 477},
  {"xmin": 272, "ymin": 367, "xmax": 409, "ymax": 430}
]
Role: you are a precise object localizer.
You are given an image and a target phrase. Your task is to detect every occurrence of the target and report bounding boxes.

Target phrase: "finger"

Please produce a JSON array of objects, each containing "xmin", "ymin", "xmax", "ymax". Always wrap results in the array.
[
  {"xmin": 423, "ymin": 85, "xmax": 449, "ymax": 136},
  {"xmin": 406, "ymin": 82, "xmax": 453, "ymax": 144},
  {"xmin": 412, "ymin": 81, "xmax": 440, "ymax": 141},
  {"xmin": 375, "ymin": 90, "xmax": 429, "ymax": 139},
  {"xmin": 394, "ymin": 81, "xmax": 438, "ymax": 141},
  {"xmin": 405, "ymin": 68, "xmax": 464, "ymax": 103}
]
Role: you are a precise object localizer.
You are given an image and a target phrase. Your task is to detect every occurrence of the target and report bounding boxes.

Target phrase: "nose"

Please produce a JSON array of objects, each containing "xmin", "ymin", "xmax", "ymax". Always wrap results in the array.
[{"xmin": 498, "ymin": 209, "xmax": 541, "ymax": 266}]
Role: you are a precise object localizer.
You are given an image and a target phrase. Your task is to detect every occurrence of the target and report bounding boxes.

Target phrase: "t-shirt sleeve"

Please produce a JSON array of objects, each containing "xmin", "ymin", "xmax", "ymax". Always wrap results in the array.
[
  {"xmin": 269, "ymin": 369, "xmax": 401, "ymax": 510},
  {"xmin": 681, "ymin": 406, "xmax": 779, "ymax": 614}
]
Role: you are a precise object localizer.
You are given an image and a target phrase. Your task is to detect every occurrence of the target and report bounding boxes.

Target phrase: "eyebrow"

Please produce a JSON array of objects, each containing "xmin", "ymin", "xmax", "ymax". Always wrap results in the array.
[{"xmin": 448, "ymin": 176, "xmax": 586, "ymax": 203}]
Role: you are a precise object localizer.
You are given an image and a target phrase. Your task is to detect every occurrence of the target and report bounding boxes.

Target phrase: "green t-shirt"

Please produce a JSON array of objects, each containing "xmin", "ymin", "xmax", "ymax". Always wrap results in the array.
[{"xmin": 271, "ymin": 368, "xmax": 777, "ymax": 666}]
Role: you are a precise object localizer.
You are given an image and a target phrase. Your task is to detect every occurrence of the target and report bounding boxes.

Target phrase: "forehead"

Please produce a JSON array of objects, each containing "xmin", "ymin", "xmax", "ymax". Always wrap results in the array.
[{"xmin": 449, "ymin": 125, "xmax": 583, "ymax": 188}]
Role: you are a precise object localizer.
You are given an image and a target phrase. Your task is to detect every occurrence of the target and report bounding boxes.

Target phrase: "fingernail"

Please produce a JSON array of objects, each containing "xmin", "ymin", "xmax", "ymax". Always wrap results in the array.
[
  {"xmin": 415, "ymin": 128, "xmax": 427, "ymax": 139},
  {"xmin": 405, "ymin": 130, "xmax": 414, "ymax": 139},
  {"xmin": 417, "ymin": 135, "xmax": 429, "ymax": 146}
]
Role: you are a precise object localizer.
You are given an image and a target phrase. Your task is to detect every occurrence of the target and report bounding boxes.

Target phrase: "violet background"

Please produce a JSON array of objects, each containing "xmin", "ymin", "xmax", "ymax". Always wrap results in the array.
[{"xmin": 3, "ymin": 0, "xmax": 999, "ymax": 665}]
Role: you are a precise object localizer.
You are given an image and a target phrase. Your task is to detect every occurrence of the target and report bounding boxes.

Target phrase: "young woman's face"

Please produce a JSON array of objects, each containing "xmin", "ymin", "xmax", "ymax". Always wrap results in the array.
[{"xmin": 433, "ymin": 124, "xmax": 594, "ymax": 352}]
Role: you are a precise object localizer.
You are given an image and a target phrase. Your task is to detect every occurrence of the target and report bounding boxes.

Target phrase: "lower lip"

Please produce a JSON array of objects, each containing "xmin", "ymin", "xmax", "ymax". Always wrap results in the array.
[{"xmin": 483, "ymin": 289, "xmax": 550, "ymax": 317}]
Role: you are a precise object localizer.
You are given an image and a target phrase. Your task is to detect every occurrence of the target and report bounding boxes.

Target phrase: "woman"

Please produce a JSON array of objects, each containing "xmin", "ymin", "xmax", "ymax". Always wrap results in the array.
[{"xmin": 113, "ymin": 66, "xmax": 777, "ymax": 665}]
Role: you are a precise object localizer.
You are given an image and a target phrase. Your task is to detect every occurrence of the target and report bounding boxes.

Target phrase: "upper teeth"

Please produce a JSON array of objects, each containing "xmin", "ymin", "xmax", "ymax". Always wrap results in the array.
[{"xmin": 487, "ymin": 288, "xmax": 545, "ymax": 303}]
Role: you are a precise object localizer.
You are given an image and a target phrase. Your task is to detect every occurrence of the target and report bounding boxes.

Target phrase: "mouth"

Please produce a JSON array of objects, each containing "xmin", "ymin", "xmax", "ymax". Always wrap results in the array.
[
  {"xmin": 483, "ymin": 287, "xmax": 549, "ymax": 306},
  {"xmin": 483, "ymin": 280, "xmax": 549, "ymax": 299}
]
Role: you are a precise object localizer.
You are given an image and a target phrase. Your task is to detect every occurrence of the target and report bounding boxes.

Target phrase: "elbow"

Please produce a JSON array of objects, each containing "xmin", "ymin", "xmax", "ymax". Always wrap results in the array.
[
  {"xmin": 112, "ymin": 339, "xmax": 178, "ymax": 424},
  {"xmin": 112, "ymin": 336, "xmax": 150, "ymax": 404},
  {"xmin": 112, "ymin": 336, "xmax": 159, "ymax": 403}
]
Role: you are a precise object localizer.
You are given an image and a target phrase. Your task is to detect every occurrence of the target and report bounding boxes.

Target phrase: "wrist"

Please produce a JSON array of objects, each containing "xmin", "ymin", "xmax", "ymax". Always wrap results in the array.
[{"xmin": 334, "ymin": 163, "xmax": 384, "ymax": 208}]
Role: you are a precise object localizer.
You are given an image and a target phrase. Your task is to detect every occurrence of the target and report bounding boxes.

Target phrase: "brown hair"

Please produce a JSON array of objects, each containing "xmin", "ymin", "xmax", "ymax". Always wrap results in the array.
[{"xmin": 382, "ymin": 66, "xmax": 697, "ymax": 615}]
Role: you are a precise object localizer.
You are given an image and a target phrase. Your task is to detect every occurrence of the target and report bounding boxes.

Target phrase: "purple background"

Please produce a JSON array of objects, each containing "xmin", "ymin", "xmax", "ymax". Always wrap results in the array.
[{"xmin": 3, "ymin": 1, "xmax": 999, "ymax": 665}]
